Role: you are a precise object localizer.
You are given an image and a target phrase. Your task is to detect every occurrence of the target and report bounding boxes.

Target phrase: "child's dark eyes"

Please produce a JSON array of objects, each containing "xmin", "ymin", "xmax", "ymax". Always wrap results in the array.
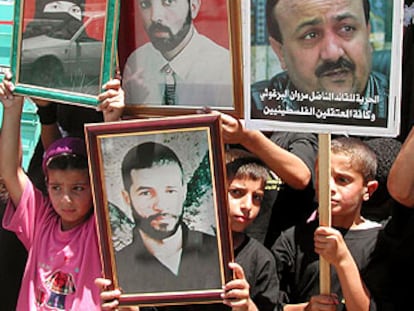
[
  {"xmin": 335, "ymin": 175, "xmax": 352, "ymax": 185},
  {"xmin": 49, "ymin": 185, "xmax": 61, "ymax": 191},
  {"xmin": 229, "ymin": 188, "xmax": 264, "ymax": 204},
  {"xmin": 253, "ymin": 194, "xmax": 264, "ymax": 203},
  {"xmin": 229, "ymin": 188, "xmax": 243, "ymax": 198},
  {"xmin": 48, "ymin": 184, "xmax": 88, "ymax": 192},
  {"xmin": 73, "ymin": 186, "xmax": 86, "ymax": 191}
]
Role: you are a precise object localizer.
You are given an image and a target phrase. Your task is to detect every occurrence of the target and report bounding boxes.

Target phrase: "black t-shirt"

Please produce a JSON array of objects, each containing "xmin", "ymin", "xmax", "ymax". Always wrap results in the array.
[
  {"xmin": 272, "ymin": 219, "xmax": 381, "ymax": 310},
  {"xmin": 244, "ymin": 132, "xmax": 318, "ymax": 248},
  {"xmin": 56, "ymin": 104, "xmax": 103, "ymax": 138},
  {"xmin": 147, "ymin": 235, "xmax": 281, "ymax": 311},
  {"xmin": 364, "ymin": 203, "xmax": 414, "ymax": 311}
]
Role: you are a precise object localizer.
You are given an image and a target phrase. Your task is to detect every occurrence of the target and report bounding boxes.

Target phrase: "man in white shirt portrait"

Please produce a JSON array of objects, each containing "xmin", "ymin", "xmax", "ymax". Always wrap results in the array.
[{"xmin": 122, "ymin": 0, "xmax": 233, "ymax": 107}]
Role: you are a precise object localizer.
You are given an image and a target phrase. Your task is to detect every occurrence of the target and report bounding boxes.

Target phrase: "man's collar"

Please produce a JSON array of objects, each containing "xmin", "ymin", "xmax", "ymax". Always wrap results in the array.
[
  {"xmin": 161, "ymin": 25, "xmax": 195, "ymax": 61},
  {"xmin": 139, "ymin": 224, "xmax": 183, "ymax": 256},
  {"xmin": 140, "ymin": 225, "xmax": 184, "ymax": 275},
  {"xmin": 165, "ymin": 30, "xmax": 201, "ymax": 77}
]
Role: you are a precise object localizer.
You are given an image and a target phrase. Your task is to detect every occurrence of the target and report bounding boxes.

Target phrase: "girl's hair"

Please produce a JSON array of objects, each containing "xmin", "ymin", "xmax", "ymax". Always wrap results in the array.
[
  {"xmin": 331, "ymin": 137, "xmax": 377, "ymax": 182},
  {"xmin": 225, "ymin": 148, "xmax": 269, "ymax": 186},
  {"xmin": 46, "ymin": 153, "xmax": 88, "ymax": 171},
  {"xmin": 42, "ymin": 137, "xmax": 88, "ymax": 178}
]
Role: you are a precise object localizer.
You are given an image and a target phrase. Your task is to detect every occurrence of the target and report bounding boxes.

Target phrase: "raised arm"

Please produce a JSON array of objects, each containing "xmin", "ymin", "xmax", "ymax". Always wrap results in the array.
[
  {"xmin": 387, "ymin": 127, "xmax": 414, "ymax": 207},
  {"xmin": 220, "ymin": 113, "xmax": 312, "ymax": 189},
  {"xmin": 0, "ymin": 76, "xmax": 28, "ymax": 206},
  {"xmin": 32, "ymin": 100, "xmax": 61, "ymax": 150}
]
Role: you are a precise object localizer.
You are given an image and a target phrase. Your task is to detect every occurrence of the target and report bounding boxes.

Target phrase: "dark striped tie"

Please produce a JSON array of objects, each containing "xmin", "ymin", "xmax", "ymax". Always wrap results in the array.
[{"xmin": 164, "ymin": 64, "xmax": 176, "ymax": 105}]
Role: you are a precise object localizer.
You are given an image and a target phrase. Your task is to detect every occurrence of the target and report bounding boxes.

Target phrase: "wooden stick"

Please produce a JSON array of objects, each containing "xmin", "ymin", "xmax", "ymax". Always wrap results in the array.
[{"xmin": 318, "ymin": 133, "xmax": 332, "ymax": 294}]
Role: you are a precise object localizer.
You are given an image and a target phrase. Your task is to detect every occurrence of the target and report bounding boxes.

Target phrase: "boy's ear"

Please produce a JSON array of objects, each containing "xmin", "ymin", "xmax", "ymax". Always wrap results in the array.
[{"xmin": 363, "ymin": 180, "xmax": 379, "ymax": 201}]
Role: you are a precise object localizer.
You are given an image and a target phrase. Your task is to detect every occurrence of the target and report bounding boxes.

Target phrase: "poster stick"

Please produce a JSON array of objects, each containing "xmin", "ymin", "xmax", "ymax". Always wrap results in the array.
[{"xmin": 318, "ymin": 133, "xmax": 332, "ymax": 294}]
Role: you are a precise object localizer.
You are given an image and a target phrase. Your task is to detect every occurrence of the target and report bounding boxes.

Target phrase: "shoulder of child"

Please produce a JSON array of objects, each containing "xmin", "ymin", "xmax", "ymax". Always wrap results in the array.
[{"xmin": 352, "ymin": 218, "xmax": 382, "ymax": 230}]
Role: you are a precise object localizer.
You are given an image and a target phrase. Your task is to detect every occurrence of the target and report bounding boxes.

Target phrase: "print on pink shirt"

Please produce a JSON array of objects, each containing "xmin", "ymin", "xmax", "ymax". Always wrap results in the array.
[{"xmin": 44, "ymin": 270, "xmax": 76, "ymax": 309}]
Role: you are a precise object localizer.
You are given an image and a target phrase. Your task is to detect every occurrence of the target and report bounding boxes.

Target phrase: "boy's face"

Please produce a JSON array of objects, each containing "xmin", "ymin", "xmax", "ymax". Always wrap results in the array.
[
  {"xmin": 316, "ymin": 153, "xmax": 376, "ymax": 227},
  {"xmin": 47, "ymin": 168, "xmax": 93, "ymax": 231},
  {"xmin": 227, "ymin": 177, "xmax": 264, "ymax": 232}
]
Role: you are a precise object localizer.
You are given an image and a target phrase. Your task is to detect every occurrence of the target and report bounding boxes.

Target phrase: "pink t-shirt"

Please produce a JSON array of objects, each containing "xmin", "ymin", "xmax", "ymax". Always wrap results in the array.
[{"xmin": 2, "ymin": 176, "xmax": 102, "ymax": 310}]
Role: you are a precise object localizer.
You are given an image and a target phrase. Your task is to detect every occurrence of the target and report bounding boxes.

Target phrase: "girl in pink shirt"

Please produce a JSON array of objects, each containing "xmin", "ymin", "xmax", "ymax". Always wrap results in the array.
[{"xmin": 0, "ymin": 75, "xmax": 123, "ymax": 310}]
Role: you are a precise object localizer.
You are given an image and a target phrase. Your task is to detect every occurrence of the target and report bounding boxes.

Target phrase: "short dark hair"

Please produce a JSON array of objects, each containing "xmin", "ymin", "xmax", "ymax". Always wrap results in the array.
[
  {"xmin": 225, "ymin": 148, "xmax": 269, "ymax": 187},
  {"xmin": 121, "ymin": 142, "xmax": 184, "ymax": 192},
  {"xmin": 331, "ymin": 137, "xmax": 377, "ymax": 183},
  {"xmin": 266, "ymin": 0, "xmax": 370, "ymax": 43}
]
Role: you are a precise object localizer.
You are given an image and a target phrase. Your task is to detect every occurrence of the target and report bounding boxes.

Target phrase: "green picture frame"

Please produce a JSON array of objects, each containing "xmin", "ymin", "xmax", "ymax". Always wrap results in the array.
[{"xmin": 10, "ymin": 0, "xmax": 119, "ymax": 107}]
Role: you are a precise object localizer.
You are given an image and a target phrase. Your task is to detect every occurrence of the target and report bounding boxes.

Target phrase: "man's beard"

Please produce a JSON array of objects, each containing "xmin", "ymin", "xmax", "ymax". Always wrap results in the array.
[
  {"xmin": 147, "ymin": 11, "xmax": 192, "ymax": 53},
  {"xmin": 134, "ymin": 211, "xmax": 183, "ymax": 240}
]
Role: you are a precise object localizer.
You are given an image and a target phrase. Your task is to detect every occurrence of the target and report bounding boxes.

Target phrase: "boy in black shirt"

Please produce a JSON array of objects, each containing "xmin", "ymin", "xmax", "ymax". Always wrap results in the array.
[
  {"xmin": 96, "ymin": 148, "xmax": 280, "ymax": 311},
  {"xmin": 273, "ymin": 137, "xmax": 381, "ymax": 310}
]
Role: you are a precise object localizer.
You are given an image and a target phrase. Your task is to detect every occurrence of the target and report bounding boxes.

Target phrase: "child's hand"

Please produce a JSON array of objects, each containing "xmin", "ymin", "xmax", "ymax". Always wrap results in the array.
[
  {"xmin": 220, "ymin": 113, "xmax": 246, "ymax": 145},
  {"xmin": 97, "ymin": 79, "xmax": 125, "ymax": 122},
  {"xmin": 0, "ymin": 72, "xmax": 23, "ymax": 109},
  {"xmin": 94, "ymin": 278, "xmax": 138, "ymax": 311},
  {"xmin": 222, "ymin": 262, "xmax": 257, "ymax": 311},
  {"xmin": 304, "ymin": 294, "xmax": 339, "ymax": 311},
  {"xmin": 314, "ymin": 226, "xmax": 351, "ymax": 267}
]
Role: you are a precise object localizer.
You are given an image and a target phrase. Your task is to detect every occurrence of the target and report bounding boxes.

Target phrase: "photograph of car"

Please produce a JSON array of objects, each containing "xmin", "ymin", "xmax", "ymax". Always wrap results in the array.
[{"xmin": 19, "ymin": 11, "xmax": 105, "ymax": 95}]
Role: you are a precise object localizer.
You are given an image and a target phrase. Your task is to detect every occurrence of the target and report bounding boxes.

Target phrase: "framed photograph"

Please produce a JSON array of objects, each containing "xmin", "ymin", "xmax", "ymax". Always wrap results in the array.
[
  {"xmin": 119, "ymin": 0, "xmax": 244, "ymax": 118},
  {"xmin": 245, "ymin": 0, "xmax": 403, "ymax": 137},
  {"xmin": 85, "ymin": 113, "xmax": 233, "ymax": 307},
  {"xmin": 10, "ymin": 0, "xmax": 119, "ymax": 107}
]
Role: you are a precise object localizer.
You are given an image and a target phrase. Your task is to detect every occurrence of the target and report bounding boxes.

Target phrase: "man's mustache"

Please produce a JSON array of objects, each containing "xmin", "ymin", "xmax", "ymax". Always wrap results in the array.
[
  {"xmin": 148, "ymin": 22, "xmax": 173, "ymax": 37},
  {"xmin": 147, "ymin": 212, "xmax": 178, "ymax": 222},
  {"xmin": 315, "ymin": 57, "xmax": 356, "ymax": 78}
]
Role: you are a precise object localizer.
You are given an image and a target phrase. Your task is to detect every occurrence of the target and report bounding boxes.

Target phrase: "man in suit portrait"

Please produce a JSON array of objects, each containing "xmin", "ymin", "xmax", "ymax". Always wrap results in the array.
[{"xmin": 251, "ymin": 0, "xmax": 389, "ymax": 127}]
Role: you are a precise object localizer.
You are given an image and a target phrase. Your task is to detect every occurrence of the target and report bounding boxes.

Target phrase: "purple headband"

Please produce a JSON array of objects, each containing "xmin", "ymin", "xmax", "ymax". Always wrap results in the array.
[{"xmin": 42, "ymin": 137, "xmax": 87, "ymax": 174}]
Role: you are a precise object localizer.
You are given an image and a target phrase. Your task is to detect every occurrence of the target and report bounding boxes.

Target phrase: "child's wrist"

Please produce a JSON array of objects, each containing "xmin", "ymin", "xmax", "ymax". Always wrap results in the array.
[
  {"xmin": 242, "ymin": 129, "xmax": 259, "ymax": 149},
  {"xmin": 4, "ymin": 97, "xmax": 24, "ymax": 110},
  {"xmin": 334, "ymin": 253, "xmax": 354, "ymax": 270}
]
